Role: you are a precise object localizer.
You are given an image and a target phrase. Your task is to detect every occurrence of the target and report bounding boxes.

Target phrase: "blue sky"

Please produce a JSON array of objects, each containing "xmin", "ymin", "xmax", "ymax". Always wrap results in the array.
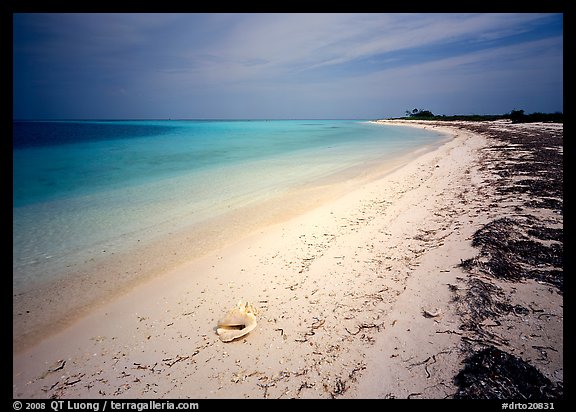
[{"xmin": 13, "ymin": 13, "xmax": 563, "ymax": 119}]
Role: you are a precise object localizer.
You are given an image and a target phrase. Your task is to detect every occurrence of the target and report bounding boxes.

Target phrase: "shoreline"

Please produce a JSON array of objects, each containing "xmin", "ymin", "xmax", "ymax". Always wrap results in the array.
[
  {"xmin": 13, "ymin": 126, "xmax": 450, "ymax": 354},
  {"xmin": 13, "ymin": 120, "xmax": 562, "ymax": 399}
]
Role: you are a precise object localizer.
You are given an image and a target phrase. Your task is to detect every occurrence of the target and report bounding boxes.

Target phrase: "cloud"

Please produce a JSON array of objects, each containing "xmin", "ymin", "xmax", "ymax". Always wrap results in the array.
[
  {"xmin": 178, "ymin": 14, "xmax": 555, "ymax": 73},
  {"xmin": 16, "ymin": 13, "xmax": 559, "ymax": 81},
  {"xmin": 13, "ymin": 13, "xmax": 563, "ymax": 119}
]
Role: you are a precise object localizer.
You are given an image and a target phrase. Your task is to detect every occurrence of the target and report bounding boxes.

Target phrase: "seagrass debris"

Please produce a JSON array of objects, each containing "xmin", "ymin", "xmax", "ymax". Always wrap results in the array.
[{"xmin": 454, "ymin": 346, "xmax": 562, "ymax": 399}]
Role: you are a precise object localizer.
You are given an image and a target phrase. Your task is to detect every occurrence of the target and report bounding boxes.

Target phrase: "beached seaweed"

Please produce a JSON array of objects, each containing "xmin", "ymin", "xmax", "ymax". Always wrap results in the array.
[
  {"xmin": 446, "ymin": 272, "xmax": 560, "ymax": 399},
  {"xmin": 454, "ymin": 346, "xmax": 563, "ymax": 400},
  {"xmin": 464, "ymin": 122, "xmax": 563, "ymax": 241},
  {"xmin": 451, "ymin": 276, "xmax": 532, "ymax": 348},
  {"xmin": 458, "ymin": 277, "xmax": 509, "ymax": 326},
  {"xmin": 449, "ymin": 121, "xmax": 563, "ymax": 400},
  {"xmin": 459, "ymin": 217, "xmax": 563, "ymax": 291},
  {"xmin": 470, "ymin": 123, "xmax": 563, "ymax": 215}
]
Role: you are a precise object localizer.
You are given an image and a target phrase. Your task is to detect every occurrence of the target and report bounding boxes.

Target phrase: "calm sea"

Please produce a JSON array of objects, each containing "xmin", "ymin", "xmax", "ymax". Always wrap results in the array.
[{"xmin": 13, "ymin": 119, "xmax": 447, "ymax": 293}]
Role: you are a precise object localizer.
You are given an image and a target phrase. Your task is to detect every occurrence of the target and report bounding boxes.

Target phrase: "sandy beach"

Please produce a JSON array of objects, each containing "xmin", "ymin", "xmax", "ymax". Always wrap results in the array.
[{"xmin": 13, "ymin": 120, "xmax": 563, "ymax": 399}]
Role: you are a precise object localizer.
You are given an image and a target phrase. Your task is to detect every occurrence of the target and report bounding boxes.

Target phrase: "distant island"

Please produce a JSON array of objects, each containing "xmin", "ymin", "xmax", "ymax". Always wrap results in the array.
[{"xmin": 393, "ymin": 108, "xmax": 563, "ymax": 123}]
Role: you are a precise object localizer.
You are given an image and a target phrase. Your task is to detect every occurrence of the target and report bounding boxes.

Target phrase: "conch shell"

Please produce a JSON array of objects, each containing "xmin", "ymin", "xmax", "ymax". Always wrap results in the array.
[{"xmin": 216, "ymin": 301, "xmax": 258, "ymax": 342}]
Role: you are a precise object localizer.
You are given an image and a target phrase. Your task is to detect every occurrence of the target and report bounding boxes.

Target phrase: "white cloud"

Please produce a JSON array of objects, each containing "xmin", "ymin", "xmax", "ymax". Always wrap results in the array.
[
  {"xmin": 14, "ymin": 13, "xmax": 563, "ymax": 118},
  {"xmin": 176, "ymin": 13, "xmax": 556, "ymax": 75}
]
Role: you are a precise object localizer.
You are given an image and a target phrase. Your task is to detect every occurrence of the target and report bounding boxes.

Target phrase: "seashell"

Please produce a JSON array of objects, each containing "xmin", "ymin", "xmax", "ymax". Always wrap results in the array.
[
  {"xmin": 216, "ymin": 301, "xmax": 258, "ymax": 342},
  {"xmin": 422, "ymin": 307, "xmax": 442, "ymax": 318}
]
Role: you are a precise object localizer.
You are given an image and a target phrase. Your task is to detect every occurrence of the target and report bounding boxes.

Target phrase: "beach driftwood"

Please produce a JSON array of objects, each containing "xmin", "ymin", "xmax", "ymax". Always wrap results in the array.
[{"xmin": 216, "ymin": 301, "xmax": 258, "ymax": 342}]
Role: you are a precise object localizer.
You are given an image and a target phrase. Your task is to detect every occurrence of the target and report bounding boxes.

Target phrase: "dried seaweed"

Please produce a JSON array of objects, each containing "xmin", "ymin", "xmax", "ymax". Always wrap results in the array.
[
  {"xmin": 449, "ymin": 122, "xmax": 563, "ymax": 400},
  {"xmin": 454, "ymin": 347, "xmax": 563, "ymax": 399},
  {"xmin": 459, "ymin": 217, "xmax": 563, "ymax": 291},
  {"xmin": 466, "ymin": 122, "xmax": 563, "ymax": 214},
  {"xmin": 459, "ymin": 277, "xmax": 508, "ymax": 327}
]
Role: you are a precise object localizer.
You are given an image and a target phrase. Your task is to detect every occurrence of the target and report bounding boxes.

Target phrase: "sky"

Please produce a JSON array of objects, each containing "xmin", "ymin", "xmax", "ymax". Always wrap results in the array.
[{"xmin": 13, "ymin": 13, "xmax": 563, "ymax": 119}]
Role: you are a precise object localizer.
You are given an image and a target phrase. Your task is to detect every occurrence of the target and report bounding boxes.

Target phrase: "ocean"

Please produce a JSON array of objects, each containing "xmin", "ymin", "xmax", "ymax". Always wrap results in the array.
[{"xmin": 13, "ymin": 119, "xmax": 447, "ymax": 298}]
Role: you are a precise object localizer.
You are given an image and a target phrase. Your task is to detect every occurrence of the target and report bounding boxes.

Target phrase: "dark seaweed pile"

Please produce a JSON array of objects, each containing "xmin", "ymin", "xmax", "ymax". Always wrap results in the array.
[
  {"xmin": 449, "ymin": 122, "xmax": 563, "ymax": 400},
  {"xmin": 454, "ymin": 347, "xmax": 563, "ymax": 399},
  {"xmin": 463, "ymin": 123, "xmax": 563, "ymax": 214},
  {"xmin": 454, "ymin": 277, "xmax": 527, "ymax": 332},
  {"xmin": 457, "ymin": 123, "xmax": 563, "ymax": 292},
  {"xmin": 460, "ymin": 216, "xmax": 563, "ymax": 291}
]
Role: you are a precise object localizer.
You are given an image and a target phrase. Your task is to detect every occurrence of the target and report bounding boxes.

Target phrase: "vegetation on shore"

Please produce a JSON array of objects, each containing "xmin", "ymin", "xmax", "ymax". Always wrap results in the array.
[{"xmin": 395, "ymin": 108, "xmax": 563, "ymax": 123}]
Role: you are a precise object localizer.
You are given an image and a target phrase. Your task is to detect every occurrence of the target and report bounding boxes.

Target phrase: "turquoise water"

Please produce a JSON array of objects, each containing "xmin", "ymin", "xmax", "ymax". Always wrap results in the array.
[{"xmin": 13, "ymin": 120, "xmax": 447, "ymax": 292}]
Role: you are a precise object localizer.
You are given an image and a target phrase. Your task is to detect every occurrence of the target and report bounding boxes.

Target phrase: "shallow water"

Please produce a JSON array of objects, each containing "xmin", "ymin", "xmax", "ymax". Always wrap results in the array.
[{"xmin": 13, "ymin": 119, "xmax": 447, "ymax": 293}]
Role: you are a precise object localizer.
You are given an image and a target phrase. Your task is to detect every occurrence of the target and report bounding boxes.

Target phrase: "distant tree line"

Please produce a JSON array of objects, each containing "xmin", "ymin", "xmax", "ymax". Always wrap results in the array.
[
  {"xmin": 506, "ymin": 109, "xmax": 563, "ymax": 123},
  {"xmin": 399, "ymin": 108, "xmax": 562, "ymax": 123},
  {"xmin": 404, "ymin": 108, "xmax": 435, "ymax": 118}
]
